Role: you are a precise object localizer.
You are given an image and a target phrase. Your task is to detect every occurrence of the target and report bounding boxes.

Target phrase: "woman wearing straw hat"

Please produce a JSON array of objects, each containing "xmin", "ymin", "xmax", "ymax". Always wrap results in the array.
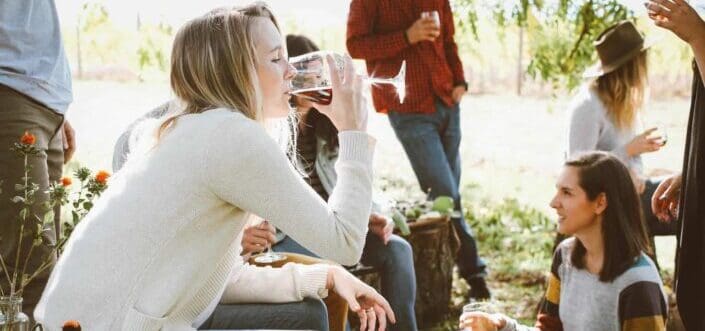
[{"xmin": 566, "ymin": 20, "xmax": 677, "ymax": 267}]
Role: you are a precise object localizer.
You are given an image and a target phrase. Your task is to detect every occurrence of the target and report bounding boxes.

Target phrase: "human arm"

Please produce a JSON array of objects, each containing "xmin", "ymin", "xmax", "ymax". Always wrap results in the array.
[
  {"xmin": 618, "ymin": 281, "xmax": 668, "ymax": 330},
  {"xmin": 205, "ymin": 119, "xmax": 374, "ymax": 265},
  {"xmin": 441, "ymin": 0, "xmax": 467, "ymax": 103},
  {"xmin": 646, "ymin": 0, "xmax": 705, "ymax": 83},
  {"xmin": 651, "ymin": 172, "xmax": 682, "ymax": 223},
  {"xmin": 346, "ymin": 0, "xmax": 439, "ymax": 61},
  {"xmin": 222, "ymin": 262, "xmax": 396, "ymax": 330},
  {"xmin": 62, "ymin": 120, "xmax": 76, "ymax": 163}
]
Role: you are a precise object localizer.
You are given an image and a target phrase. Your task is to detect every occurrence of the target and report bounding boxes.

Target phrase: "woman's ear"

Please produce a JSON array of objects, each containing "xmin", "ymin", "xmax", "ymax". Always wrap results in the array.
[{"xmin": 594, "ymin": 192, "xmax": 608, "ymax": 216}]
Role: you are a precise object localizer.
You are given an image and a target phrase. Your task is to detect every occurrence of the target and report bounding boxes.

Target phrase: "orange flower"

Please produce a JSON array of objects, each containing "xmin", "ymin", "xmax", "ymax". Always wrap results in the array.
[
  {"xmin": 20, "ymin": 131, "xmax": 36, "ymax": 145},
  {"xmin": 62, "ymin": 320, "xmax": 81, "ymax": 330},
  {"xmin": 95, "ymin": 170, "xmax": 110, "ymax": 184},
  {"xmin": 60, "ymin": 177, "xmax": 73, "ymax": 187}
]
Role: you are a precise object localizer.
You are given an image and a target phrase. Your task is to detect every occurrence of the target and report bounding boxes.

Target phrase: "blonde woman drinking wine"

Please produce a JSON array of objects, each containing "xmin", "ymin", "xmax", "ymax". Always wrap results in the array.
[{"xmin": 35, "ymin": 2, "xmax": 394, "ymax": 330}]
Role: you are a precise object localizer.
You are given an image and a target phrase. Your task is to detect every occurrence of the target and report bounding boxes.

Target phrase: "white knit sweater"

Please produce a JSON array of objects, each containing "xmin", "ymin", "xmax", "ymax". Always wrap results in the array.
[{"xmin": 34, "ymin": 108, "xmax": 376, "ymax": 330}]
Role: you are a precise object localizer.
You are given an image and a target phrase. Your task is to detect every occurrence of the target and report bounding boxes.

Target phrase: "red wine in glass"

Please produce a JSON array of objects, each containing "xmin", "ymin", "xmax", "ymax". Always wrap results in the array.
[{"xmin": 292, "ymin": 87, "xmax": 333, "ymax": 105}]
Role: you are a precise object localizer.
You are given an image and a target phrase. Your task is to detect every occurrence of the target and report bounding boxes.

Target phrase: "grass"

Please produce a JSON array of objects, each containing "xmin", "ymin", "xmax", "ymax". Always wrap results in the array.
[{"xmin": 65, "ymin": 81, "xmax": 688, "ymax": 329}]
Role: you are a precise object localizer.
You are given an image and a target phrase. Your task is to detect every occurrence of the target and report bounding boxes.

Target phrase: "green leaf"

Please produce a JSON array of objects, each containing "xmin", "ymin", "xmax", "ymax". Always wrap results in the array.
[
  {"xmin": 43, "ymin": 211, "xmax": 55, "ymax": 226},
  {"xmin": 392, "ymin": 210, "xmax": 411, "ymax": 236},
  {"xmin": 432, "ymin": 196, "xmax": 454, "ymax": 214},
  {"xmin": 19, "ymin": 208, "xmax": 28, "ymax": 220}
]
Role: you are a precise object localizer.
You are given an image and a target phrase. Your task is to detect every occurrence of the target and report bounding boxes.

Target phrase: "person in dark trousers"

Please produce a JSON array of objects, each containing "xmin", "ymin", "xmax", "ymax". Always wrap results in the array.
[
  {"xmin": 0, "ymin": 0, "xmax": 75, "ymax": 319},
  {"xmin": 645, "ymin": 0, "xmax": 705, "ymax": 329},
  {"xmin": 346, "ymin": 0, "xmax": 490, "ymax": 299}
]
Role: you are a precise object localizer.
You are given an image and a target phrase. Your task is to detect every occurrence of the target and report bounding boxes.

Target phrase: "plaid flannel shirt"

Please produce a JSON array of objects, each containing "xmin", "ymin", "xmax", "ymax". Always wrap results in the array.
[{"xmin": 346, "ymin": 0, "xmax": 467, "ymax": 114}]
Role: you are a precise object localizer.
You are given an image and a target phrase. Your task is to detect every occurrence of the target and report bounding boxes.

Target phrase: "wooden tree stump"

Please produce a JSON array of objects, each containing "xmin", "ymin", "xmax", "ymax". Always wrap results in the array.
[
  {"xmin": 350, "ymin": 215, "xmax": 458, "ymax": 329},
  {"xmin": 403, "ymin": 216, "xmax": 458, "ymax": 328}
]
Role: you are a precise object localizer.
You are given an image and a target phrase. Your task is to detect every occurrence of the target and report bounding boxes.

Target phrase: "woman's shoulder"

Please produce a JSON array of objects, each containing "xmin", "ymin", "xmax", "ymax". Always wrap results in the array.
[
  {"xmin": 618, "ymin": 253, "xmax": 664, "ymax": 285},
  {"xmin": 556, "ymin": 237, "xmax": 576, "ymax": 255},
  {"xmin": 189, "ymin": 108, "xmax": 265, "ymax": 136},
  {"xmin": 569, "ymin": 86, "xmax": 606, "ymax": 118},
  {"xmin": 552, "ymin": 237, "xmax": 576, "ymax": 271},
  {"xmin": 616, "ymin": 254, "xmax": 667, "ymax": 317}
]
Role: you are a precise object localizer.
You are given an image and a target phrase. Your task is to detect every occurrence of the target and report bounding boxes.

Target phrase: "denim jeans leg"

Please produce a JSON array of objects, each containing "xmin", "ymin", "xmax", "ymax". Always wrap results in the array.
[
  {"xmin": 388, "ymin": 108, "xmax": 486, "ymax": 280},
  {"xmin": 439, "ymin": 102, "xmax": 487, "ymax": 279},
  {"xmin": 438, "ymin": 102, "xmax": 462, "ymax": 189},
  {"xmin": 360, "ymin": 234, "xmax": 418, "ymax": 331},
  {"xmin": 199, "ymin": 298, "xmax": 329, "ymax": 330}
]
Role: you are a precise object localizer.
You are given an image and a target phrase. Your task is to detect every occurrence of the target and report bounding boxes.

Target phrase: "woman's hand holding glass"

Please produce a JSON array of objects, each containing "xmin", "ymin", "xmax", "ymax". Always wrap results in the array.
[
  {"xmin": 240, "ymin": 221, "xmax": 277, "ymax": 257},
  {"xmin": 626, "ymin": 127, "xmax": 664, "ymax": 156},
  {"xmin": 651, "ymin": 172, "xmax": 682, "ymax": 223},
  {"xmin": 459, "ymin": 301, "xmax": 508, "ymax": 331},
  {"xmin": 306, "ymin": 54, "xmax": 369, "ymax": 132}
]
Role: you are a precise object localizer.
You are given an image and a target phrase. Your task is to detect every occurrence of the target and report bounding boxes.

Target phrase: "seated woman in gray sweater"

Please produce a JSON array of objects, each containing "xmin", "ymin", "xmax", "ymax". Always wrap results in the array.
[
  {"xmin": 460, "ymin": 152, "xmax": 667, "ymax": 331},
  {"xmin": 566, "ymin": 21, "xmax": 677, "ymax": 265}
]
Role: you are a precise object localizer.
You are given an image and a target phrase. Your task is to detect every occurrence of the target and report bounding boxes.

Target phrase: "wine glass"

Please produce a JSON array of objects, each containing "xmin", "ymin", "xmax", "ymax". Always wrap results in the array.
[
  {"xmin": 644, "ymin": 123, "xmax": 669, "ymax": 146},
  {"xmin": 252, "ymin": 220, "xmax": 287, "ymax": 264},
  {"xmin": 460, "ymin": 301, "xmax": 500, "ymax": 330},
  {"xmin": 421, "ymin": 10, "xmax": 440, "ymax": 28},
  {"xmin": 462, "ymin": 300, "xmax": 498, "ymax": 315},
  {"xmin": 654, "ymin": 125, "xmax": 668, "ymax": 146},
  {"xmin": 288, "ymin": 51, "xmax": 407, "ymax": 105}
]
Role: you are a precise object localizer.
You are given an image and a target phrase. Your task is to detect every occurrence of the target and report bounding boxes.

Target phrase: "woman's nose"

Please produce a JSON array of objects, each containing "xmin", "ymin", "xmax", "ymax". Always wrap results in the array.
[
  {"xmin": 549, "ymin": 195, "xmax": 559, "ymax": 209},
  {"xmin": 285, "ymin": 63, "xmax": 297, "ymax": 80}
]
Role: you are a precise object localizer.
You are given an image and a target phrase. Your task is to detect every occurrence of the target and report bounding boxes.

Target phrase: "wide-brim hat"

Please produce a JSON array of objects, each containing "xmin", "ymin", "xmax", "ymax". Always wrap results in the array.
[{"xmin": 583, "ymin": 21, "xmax": 657, "ymax": 79}]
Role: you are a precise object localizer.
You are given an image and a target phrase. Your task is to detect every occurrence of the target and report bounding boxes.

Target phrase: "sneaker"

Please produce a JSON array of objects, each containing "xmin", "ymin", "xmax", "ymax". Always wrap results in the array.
[{"xmin": 467, "ymin": 276, "xmax": 491, "ymax": 300}]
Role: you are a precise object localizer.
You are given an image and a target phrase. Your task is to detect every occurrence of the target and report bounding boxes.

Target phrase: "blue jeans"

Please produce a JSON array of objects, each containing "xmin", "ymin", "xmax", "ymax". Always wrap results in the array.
[
  {"xmin": 387, "ymin": 100, "xmax": 487, "ymax": 280},
  {"xmin": 274, "ymin": 234, "xmax": 418, "ymax": 331},
  {"xmin": 199, "ymin": 298, "xmax": 329, "ymax": 330}
]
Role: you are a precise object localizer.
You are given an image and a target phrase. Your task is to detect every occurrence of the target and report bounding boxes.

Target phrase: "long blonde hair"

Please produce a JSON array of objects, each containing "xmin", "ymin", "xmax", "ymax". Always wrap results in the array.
[
  {"xmin": 158, "ymin": 2, "xmax": 279, "ymax": 139},
  {"xmin": 593, "ymin": 51, "xmax": 649, "ymax": 131}
]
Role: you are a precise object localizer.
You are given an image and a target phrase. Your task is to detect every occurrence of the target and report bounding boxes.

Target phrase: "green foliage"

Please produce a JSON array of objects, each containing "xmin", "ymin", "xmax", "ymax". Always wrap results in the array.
[
  {"xmin": 421, "ymin": 195, "xmax": 557, "ymax": 330},
  {"xmin": 453, "ymin": 0, "xmax": 634, "ymax": 90},
  {"xmin": 467, "ymin": 197, "xmax": 555, "ymax": 276},
  {"xmin": 77, "ymin": 3, "xmax": 121, "ymax": 65},
  {"xmin": 136, "ymin": 22, "xmax": 173, "ymax": 79}
]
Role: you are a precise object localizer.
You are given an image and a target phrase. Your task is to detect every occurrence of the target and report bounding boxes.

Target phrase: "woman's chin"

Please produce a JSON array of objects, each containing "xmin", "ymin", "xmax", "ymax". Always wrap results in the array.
[{"xmin": 556, "ymin": 223, "xmax": 572, "ymax": 236}]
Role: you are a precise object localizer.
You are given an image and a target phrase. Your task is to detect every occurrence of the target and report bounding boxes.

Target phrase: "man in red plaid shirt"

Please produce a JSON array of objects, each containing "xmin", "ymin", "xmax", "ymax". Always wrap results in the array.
[{"xmin": 347, "ymin": 0, "xmax": 490, "ymax": 302}]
